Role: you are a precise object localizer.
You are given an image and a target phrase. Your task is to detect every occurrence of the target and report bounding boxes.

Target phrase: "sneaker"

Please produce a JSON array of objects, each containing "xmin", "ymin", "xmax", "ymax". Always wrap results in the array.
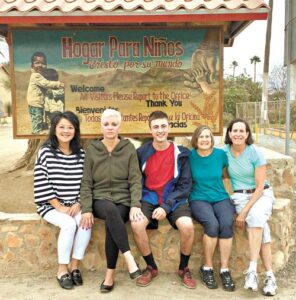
[
  {"xmin": 244, "ymin": 270, "xmax": 258, "ymax": 292},
  {"xmin": 178, "ymin": 267, "xmax": 196, "ymax": 289},
  {"xmin": 220, "ymin": 271, "xmax": 235, "ymax": 292},
  {"xmin": 200, "ymin": 266, "xmax": 218, "ymax": 289},
  {"xmin": 136, "ymin": 265, "xmax": 158, "ymax": 287},
  {"xmin": 263, "ymin": 276, "xmax": 277, "ymax": 296}
]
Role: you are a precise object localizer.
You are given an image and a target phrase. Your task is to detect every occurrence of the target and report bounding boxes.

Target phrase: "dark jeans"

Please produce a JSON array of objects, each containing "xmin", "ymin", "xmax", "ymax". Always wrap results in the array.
[
  {"xmin": 190, "ymin": 199, "xmax": 235, "ymax": 238},
  {"xmin": 93, "ymin": 200, "xmax": 130, "ymax": 269}
]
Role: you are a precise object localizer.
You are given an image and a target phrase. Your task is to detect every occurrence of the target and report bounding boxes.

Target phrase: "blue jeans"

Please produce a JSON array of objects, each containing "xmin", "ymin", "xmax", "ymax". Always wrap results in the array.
[
  {"xmin": 28, "ymin": 105, "xmax": 44, "ymax": 134},
  {"xmin": 190, "ymin": 199, "xmax": 235, "ymax": 238}
]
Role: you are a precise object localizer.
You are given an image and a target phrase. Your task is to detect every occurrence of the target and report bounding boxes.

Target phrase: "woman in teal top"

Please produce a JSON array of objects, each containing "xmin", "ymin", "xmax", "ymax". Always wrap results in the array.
[{"xmin": 189, "ymin": 125, "xmax": 235, "ymax": 292}]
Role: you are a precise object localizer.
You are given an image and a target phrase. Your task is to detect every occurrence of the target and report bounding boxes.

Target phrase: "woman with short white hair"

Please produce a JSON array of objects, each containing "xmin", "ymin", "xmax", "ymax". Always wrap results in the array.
[{"xmin": 80, "ymin": 109, "xmax": 143, "ymax": 293}]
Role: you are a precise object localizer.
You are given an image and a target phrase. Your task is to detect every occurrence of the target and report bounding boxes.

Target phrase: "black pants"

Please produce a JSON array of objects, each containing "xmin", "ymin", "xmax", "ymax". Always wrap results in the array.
[{"xmin": 93, "ymin": 200, "xmax": 130, "ymax": 269}]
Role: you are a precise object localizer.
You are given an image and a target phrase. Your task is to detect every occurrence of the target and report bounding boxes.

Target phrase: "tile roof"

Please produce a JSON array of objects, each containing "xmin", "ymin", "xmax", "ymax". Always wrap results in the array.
[{"xmin": 0, "ymin": 0, "xmax": 269, "ymax": 14}]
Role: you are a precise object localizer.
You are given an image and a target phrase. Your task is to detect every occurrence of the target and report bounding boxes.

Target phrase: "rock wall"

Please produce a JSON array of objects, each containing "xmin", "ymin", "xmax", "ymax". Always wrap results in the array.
[
  {"xmin": 0, "ymin": 198, "xmax": 293, "ymax": 278},
  {"xmin": 0, "ymin": 146, "xmax": 294, "ymax": 277}
]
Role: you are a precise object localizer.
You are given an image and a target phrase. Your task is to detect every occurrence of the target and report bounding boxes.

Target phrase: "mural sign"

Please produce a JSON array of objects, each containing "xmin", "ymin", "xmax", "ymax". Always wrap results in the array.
[{"xmin": 11, "ymin": 27, "xmax": 222, "ymax": 137}]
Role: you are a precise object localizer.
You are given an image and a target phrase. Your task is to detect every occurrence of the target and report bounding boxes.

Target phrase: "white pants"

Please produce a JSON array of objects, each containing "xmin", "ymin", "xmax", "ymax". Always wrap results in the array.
[
  {"xmin": 231, "ymin": 188, "xmax": 275, "ymax": 243},
  {"xmin": 43, "ymin": 210, "xmax": 92, "ymax": 264}
]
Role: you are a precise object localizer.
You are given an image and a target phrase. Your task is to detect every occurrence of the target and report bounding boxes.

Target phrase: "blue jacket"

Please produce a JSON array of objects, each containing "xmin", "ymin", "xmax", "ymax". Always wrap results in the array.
[{"xmin": 137, "ymin": 141, "xmax": 192, "ymax": 214}]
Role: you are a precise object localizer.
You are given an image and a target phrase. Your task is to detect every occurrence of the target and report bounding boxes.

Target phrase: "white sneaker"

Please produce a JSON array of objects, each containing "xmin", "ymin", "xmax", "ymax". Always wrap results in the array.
[
  {"xmin": 244, "ymin": 270, "xmax": 258, "ymax": 292},
  {"xmin": 263, "ymin": 276, "xmax": 277, "ymax": 296}
]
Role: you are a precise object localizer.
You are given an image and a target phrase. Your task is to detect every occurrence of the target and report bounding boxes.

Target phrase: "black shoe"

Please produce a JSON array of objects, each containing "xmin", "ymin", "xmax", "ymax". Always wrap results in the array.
[
  {"xmin": 129, "ymin": 268, "xmax": 142, "ymax": 280},
  {"xmin": 71, "ymin": 269, "xmax": 83, "ymax": 286},
  {"xmin": 100, "ymin": 280, "xmax": 114, "ymax": 293},
  {"xmin": 200, "ymin": 266, "xmax": 218, "ymax": 289},
  {"xmin": 57, "ymin": 273, "xmax": 74, "ymax": 290},
  {"xmin": 220, "ymin": 271, "xmax": 235, "ymax": 292}
]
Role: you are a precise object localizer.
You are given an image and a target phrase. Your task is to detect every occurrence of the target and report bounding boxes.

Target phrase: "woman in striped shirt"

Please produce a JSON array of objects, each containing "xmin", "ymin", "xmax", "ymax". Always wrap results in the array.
[{"xmin": 34, "ymin": 111, "xmax": 91, "ymax": 290}]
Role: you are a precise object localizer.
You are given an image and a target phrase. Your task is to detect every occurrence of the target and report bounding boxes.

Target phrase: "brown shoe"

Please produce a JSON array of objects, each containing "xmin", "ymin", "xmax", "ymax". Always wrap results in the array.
[
  {"xmin": 136, "ymin": 265, "xmax": 158, "ymax": 287},
  {"xmin": 178, "ymin": 267, "xmax": 197, "ymax": 289}
]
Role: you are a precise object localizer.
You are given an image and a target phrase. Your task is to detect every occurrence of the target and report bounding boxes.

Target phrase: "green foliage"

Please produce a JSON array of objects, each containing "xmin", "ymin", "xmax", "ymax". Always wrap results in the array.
[
  {"xmin": 250, "ymin": 55, "xmax": 261, "ymax": 64},
  {"xmin": 291, "ymin": 101, "xmax": 296, "ymax": 132},
  {"xmin": 223, "ymin": 74, "xmax": 262, "ymax": 117},
  {"xmin": 230, "ymin": 61, "xmax": 238, "ymax": 77},
  {"xmin": 269, "ymin": 90, "xmax": 286, "ymax": 102},
  {"xmin": 5, "ymin": 102, "xmax": 11, "ymax": 117},
  {"xmin": 223, "ymin": 112, "xmax": 234, "ymax": 127}
]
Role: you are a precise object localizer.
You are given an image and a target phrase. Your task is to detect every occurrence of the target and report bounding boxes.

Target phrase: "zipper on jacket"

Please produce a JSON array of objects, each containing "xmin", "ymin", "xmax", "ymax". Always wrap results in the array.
[{"xmin": 108, "ymin": 153, "xmax": 112, "ymax": 195}]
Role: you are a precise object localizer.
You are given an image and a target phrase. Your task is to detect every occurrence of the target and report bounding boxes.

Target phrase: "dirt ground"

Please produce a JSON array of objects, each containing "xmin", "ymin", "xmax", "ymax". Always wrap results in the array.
[
  {"xmin": 0, "ymin": 269, "xmax": 296, "ymax": 300},
  {"xmin": 0, "ymin": 123, "xmax": 296, "ymax": 299}
]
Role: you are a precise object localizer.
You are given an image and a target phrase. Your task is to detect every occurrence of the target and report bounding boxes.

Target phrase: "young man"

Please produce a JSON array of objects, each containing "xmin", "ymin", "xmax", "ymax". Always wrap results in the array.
[{"xmin": 131, "ymin": 111, "xmax": 196, "ymax": 289}]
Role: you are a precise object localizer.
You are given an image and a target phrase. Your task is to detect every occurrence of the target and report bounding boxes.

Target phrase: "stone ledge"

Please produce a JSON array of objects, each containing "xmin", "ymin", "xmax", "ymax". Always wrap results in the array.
[{"xmin": 0, "ymin": 198, "xmax": 293, "ymax": 278}]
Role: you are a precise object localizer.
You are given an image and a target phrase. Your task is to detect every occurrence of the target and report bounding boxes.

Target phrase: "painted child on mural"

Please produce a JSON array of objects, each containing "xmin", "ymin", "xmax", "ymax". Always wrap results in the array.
[
  {"xmin": 43, "ymin": 68, "xmax": 65, "ymax": 125},
  {"xmin": 26, "ymin": 52, "xmax": 64, "ymax": 134}
]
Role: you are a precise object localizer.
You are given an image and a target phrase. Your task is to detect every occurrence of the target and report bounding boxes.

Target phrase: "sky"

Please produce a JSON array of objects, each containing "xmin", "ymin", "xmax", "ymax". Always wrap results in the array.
[{"xmin": 224, "ymin": 0, "xmax": 285, "ymax": 79}]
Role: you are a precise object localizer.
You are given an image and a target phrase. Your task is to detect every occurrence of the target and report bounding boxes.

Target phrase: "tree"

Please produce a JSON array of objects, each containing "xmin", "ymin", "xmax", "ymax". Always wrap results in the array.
[
  {"xmin": 250, "ymin": 55, "xmax": 261, "ymax": 82},
  {"xmin": 224, "ymin": 74, "xmax": 262, "ymax": 118},
  {"xmin": 230, "ymin": 60, "xmax": 238, "ymax": 77},
  {"xmin": 269, "ymin": 64, "xmax": 287, "ymax": 92},
  {"xmin": 261, "ymin": 0, "xmax": 273, "ymax": 128}
]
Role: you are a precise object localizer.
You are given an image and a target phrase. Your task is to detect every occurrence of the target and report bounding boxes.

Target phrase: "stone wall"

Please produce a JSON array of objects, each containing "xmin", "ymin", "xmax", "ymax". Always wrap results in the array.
[
  {"xmin": 0, "ymin": 146, "xmax": 294, "ymax": 277},
  {"xmin": 0, "ymin": 198, "xmax": 293, "ymax": 278},
  {"xmin": 263, "ymin": 148, "xmax": 295, "ymax": 199}
]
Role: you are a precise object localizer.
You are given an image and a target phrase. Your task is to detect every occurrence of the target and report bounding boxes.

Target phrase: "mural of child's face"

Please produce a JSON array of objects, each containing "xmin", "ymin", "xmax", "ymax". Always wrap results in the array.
[{"xmin": 32, "ymin": 56, "xmax": 47, "ymax": 73}]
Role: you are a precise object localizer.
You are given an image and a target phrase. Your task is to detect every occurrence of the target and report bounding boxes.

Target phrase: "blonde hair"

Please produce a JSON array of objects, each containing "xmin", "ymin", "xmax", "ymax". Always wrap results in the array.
[{"xmin": 101, "ymin": 109, "xmax": 122, "ymax": 124}]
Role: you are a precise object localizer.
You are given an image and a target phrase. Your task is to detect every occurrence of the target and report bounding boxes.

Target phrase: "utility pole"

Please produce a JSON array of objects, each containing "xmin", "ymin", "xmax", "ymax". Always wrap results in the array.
[{"xmin": 285, "ymin": 0, "xmax": 292, "ymax": 155}]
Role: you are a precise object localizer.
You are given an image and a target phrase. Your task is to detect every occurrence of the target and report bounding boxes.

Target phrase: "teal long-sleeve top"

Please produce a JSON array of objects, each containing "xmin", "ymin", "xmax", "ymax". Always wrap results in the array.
[{"xmin": 189, "ymin": 147, "xmax": 229, "ymax": 203}]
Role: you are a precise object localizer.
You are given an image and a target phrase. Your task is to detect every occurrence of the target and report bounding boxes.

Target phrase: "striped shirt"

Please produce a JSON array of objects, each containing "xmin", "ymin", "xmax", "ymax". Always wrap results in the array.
[{"xmin": 34, "ymin": 145, "xmax": 85, "ymax": 217}]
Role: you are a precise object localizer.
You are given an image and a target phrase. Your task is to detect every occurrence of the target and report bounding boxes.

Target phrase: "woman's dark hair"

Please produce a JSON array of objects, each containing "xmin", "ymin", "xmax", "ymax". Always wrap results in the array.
[
  {"xmin": 43, "ymin": 111, "xmax": 82, "ymax": 158},
  {"xmin": 191, "ymin": 125, "xmax": 214, "ymax": 149},
  {"xmin": 224, "ymin": 118, "xmax": 254, "ymax": 145}
]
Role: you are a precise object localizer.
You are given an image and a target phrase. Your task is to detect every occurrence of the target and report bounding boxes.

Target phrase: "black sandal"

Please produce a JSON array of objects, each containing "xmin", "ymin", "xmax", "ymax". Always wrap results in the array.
[
  {"xmin": 71, "ymin": 269, "xmax": 83, "ymax": 286},
  {"xmin": 57, "ymin": 273, "xmax": 74, "ymax": 290},
  {"xmin": 100, "ymin": 280, "xmax": 114, "ymax": 293}
]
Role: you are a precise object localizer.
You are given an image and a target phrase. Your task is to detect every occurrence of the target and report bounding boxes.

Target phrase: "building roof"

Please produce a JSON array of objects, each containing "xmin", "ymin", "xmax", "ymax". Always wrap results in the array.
[
  {"xmin": 0, "ymin": 0, "xmax": 269, "ymax": 46},
  {"xmin": 0, "ymin": 0, "xmax": 269, "ymax": 13}
]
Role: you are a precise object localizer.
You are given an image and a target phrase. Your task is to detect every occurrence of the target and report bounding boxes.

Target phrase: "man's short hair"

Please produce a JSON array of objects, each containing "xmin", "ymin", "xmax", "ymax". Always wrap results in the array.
[{"xmin": 148, "ymin": 111, "xmax": 168, "ymax": 128}]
